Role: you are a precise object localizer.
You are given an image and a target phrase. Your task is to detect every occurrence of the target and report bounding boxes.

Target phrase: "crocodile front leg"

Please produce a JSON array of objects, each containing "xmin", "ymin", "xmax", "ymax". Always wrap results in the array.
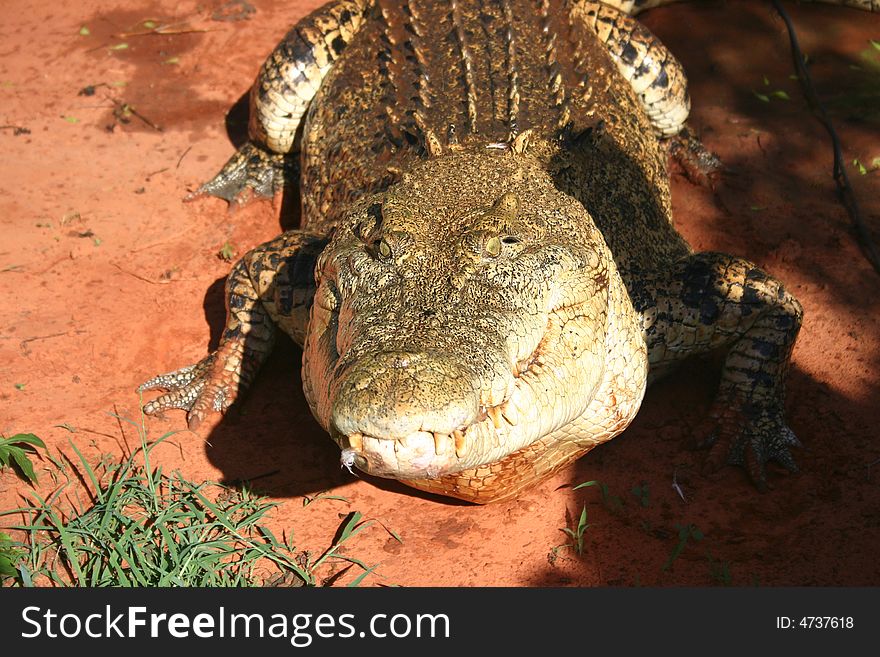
[
  {"xmin": 140, "ymin": 231, "xmax": 327, "ymax": 428},
  {"xmin": 632, "ymin": 252, "xmax": 804, "ymax": 490},
  {"xmin": 192, "ymin": 0, "xmax": 373, "ymax": 204}
]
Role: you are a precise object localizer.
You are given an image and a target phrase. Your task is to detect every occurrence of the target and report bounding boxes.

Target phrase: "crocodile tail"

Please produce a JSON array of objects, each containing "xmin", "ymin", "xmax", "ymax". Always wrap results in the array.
[{"xmin": 599, "ymin": 0, "xmax": 878, "ymax": 15}]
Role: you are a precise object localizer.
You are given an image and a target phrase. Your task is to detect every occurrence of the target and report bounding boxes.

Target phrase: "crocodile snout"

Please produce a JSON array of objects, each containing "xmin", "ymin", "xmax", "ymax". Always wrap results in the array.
[{"xmin": 330, "ymin": 350, "xmax": 480, "ymax": 440}]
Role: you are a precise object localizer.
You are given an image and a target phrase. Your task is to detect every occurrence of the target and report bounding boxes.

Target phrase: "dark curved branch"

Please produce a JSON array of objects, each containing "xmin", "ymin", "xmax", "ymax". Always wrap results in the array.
[{"xmin": 771, "ymin": 0, "xmax": 880, "ymax": 276}]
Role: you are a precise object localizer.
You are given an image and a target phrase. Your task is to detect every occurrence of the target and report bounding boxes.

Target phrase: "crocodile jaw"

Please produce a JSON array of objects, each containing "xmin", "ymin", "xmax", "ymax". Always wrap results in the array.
[{"xmin": 325, "ymin": 283, "xmax": 610, "ymax": 479}]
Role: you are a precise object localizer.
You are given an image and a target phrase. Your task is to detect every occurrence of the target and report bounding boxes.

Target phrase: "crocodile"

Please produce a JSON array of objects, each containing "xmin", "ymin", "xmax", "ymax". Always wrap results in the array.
[{"xmin": 139, "ymin": 0, "xmax": 878, "ymax": 504}]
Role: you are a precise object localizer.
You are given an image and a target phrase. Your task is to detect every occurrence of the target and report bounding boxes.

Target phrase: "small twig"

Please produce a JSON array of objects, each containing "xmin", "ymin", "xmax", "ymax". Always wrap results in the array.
[
  {"xmin": 176, "ymin": 145, "xmax": 192, "ymax": 169},
  {"xmin": 75, "ymin": 426, "xmax": 124, "ymax": 441},
  {"xmin": 35, "ymin": 256, "xmax": 72, "ymax": 276},
  {"xmin": 130, "ymin": 239, "xmax": 177, "ymax": 253},
  {"xmin": 104, "ymin": 94, "xmax": 163, "ymax": 132},
  {"xmin": 111, "ymin": 403, "xmax": 132, "ymax": 459},
  {"xmin": 672, "ymin": 467, "xmax": 688, "ymax": 503},
  {"xmin": 145, "ymin": 167, "xmax": 170, "ymax": 180},
  {"xmin": 771, "ymin": 0, "xmax": 880, "ymax": 276},
  {"xmin": 111, "ymin": 261, "xmax": 179, "ymax": 284},
  {"xmin": 116, "ymin": 21, "xmax": 216, "ymax": 38},
  {"xmin": 225, "ymin": 470, "xmax": 282, "ymax": 487},
  {"xmin": 19, "ymin": 330, "xmax": 86, "ymax": 354},
  {"xmin": 0, "ymin": 124, "xmax": 30, "ymax": 135}
]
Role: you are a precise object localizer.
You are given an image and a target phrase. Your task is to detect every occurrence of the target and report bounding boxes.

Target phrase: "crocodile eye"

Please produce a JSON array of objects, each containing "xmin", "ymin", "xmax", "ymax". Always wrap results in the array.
[
  {"xmin": 377, "ymin": 237, "xmax": 392, "ymax": 260},
  {"xmin": 485, "ymin": 236, "xmax": 502, "ymax": 257}
]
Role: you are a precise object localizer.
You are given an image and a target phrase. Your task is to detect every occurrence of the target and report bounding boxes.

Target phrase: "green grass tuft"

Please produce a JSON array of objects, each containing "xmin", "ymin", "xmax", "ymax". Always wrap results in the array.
[{"xmin": 1, "ymin": 423, "xmax": 378, "ymax": 587}]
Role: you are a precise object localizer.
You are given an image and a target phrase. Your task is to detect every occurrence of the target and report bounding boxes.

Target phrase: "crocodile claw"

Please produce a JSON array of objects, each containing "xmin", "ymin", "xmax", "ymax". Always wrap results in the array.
[
  {"xmin": 699, "ymin": 398, "xmax": 801, "ymax": 491},
  {"xmin": 185, "ymin": 142, "xmax": 288, "ymax": 206},
  {"xmin": 139, "ymin": 347, "xmax": 241, "ymax": 430},
  {"xmin": 666, "ymin": 126, "xmax": 723, "ymax": 189}
]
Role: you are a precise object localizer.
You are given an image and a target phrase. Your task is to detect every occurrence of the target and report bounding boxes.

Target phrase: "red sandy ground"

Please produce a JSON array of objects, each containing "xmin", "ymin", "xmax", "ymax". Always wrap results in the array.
[{"xmin": 1, "ymin": 0, "xmax": 878, "ymax": 587}]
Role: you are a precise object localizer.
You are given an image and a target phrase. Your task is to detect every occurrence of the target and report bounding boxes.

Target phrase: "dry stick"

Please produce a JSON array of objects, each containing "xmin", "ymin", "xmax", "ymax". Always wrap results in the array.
[
  {"xmin": 19, "ymin": 330, "xmax": 86, "ymax": 354},
  {"xmin": 104, "ymin": 94, "xmax": 163, "ymax": 132},
  {"xmin": 116, "ymin": 24, "xmax": 215, "ymax": 38},
  {"xmin": 771, "ymin": 0, "xmax": 880, "ymax": 276},
  {"xmin": 176, "ymin": 145, "xmax": 192, "ymax": 169},
  {"xmin": 0, "ymin": 124, "xmax": 30, "ymax": 135},
  {"xmin": 111, "ymin": 262, "xmax": 177, "ymax": 284}
]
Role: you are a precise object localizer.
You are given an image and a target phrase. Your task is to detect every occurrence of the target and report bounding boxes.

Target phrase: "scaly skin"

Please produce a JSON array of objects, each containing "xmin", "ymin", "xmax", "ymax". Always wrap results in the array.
[{"xmin": 140, "ymin": 0, "xmax": 875, "ymax": 503}]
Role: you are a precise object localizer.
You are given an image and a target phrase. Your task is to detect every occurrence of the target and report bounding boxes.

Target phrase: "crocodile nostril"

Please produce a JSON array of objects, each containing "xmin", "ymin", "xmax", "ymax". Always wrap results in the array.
[{"xmin": 388, "ymin": 351, "xmax": 424, "ymax": 368}]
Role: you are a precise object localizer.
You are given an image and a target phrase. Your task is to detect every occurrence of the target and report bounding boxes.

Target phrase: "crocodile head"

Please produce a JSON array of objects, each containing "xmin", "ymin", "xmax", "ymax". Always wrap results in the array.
[{"xmin": 302, "ymin": 148, "xmax": 647, "ymax": 502}]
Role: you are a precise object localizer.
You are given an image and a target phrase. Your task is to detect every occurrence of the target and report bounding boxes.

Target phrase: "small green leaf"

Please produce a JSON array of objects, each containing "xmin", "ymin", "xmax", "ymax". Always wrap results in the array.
[
  {"xmin": 93, "ymin": 237, "xmax": 102, "ymax": 247},
  {"xmin": 62, "ymin": 116, "xmax": 79, "ymax": 124},
  {"xmin": 110, "ymin": 81, "xmax": 128, "ymax": 87},
  {"xmin": 0, "ymin": 433, "xmax": 45, "ymax": 485},
  {"xmin": 870, "ymin": 156, "xmax": 880, "ymax": 170},
  {"xmin": 10, "ymin": 449, "xmax": 39, "ymax": 484},
  {"xmin": 302, "ymin": 493, "xmax": 350, "ymax": 507},
  {"xmin": 576, "ymin": 505, "xmax": 589, "ymax": 534},
  {"xmin": 163, "ymin": 56, "xmax": 180, "ymax": 65},
  {"xmin": 109, "ymin": 43, "xmax": 129, "ymax": 51},
  {"xmin": 143, "ymin": 20, "xmax": 158, "ymax": 29},
  {"xmin": 871, "ymin": 39, "xmax": 880, "ymax": 52},
  {"xmin": 6, "ymin": 434, "xmax": 46, "ymax": 450},
  {"xmin": 770, "ymin": 90, "xmax": 790, "ymax": 100},
  {"xmin": 14, "ymin": 383, "xmax": 25, "ymax": 391},
  {"xmin": 338, "ymin": 511, "xmax": 365, "ymax": 542},
  {"xmin": 79, "ymin": 26, "xmax": 90, "ymax": 36},
  {"xmin": 217, "ymin": 241, "xmax": 236, "ymax": 261},
  {"xmin": 854, "ymin": 159, "xmax": 868, "ymax": 175},
  {"xmin": 762, "ymin": 75, "xmax": 770, "ymax": 86},
  {"xmin": 752, "ymin": 91, "xmax": 770, "ymax": 103},
  {"xmin": 347, "ymin": 563, "xmax": 381, "ymax": 587},
  {"xmin": 0, "ymin": 534, "xmax": 23, "ymax": 578}
]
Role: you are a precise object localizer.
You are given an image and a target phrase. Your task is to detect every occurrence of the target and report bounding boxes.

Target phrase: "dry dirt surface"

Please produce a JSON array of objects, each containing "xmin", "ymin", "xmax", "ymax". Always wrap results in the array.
[{"xmin": 1, "ymin": 0, "xmax": 878, "ymax": 587}]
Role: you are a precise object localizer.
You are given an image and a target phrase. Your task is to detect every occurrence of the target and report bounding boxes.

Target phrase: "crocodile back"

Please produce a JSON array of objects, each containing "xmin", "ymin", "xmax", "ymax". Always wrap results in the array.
[{"xmin": 300, "ymin": 0, "xmax": 690, "ymax": 274}]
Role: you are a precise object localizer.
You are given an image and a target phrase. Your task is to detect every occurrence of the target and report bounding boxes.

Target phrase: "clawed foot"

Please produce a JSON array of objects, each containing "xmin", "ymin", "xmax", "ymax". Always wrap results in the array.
[
  {"xmin": 139, "ymin": 341, "xmax": 249, "ymax": 430},
  {"xmin": 185, "ymin": 142, "xmax": 289, "ymax": 206},
  {"xmin": 698, "ymin": 395, "xmax": 801, "ymax": 491},
  {"xmin": 666, "ymin": 126, "xmax": 723, "ymax": 188}
]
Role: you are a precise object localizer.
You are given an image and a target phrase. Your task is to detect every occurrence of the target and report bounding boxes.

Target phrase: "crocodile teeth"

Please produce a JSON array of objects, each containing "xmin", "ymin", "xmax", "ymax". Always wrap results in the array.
[
  {"xmin": 347, "ymin": 432, "xmax": 363, "ymax": 452},
  {"xmin": 500, "ymin": 400, "xmax": 519, "ymax": 426},
  {"xmin": 453, "ymin": 430, "xmax": 467, "ymax": 458},
  {"xmin": 486, "ymin": 406, "xmax": 504, "ymax": 429},
  {"xmin": 433, "ymin": 432, "xmax": 448, "ymax": 455}
]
